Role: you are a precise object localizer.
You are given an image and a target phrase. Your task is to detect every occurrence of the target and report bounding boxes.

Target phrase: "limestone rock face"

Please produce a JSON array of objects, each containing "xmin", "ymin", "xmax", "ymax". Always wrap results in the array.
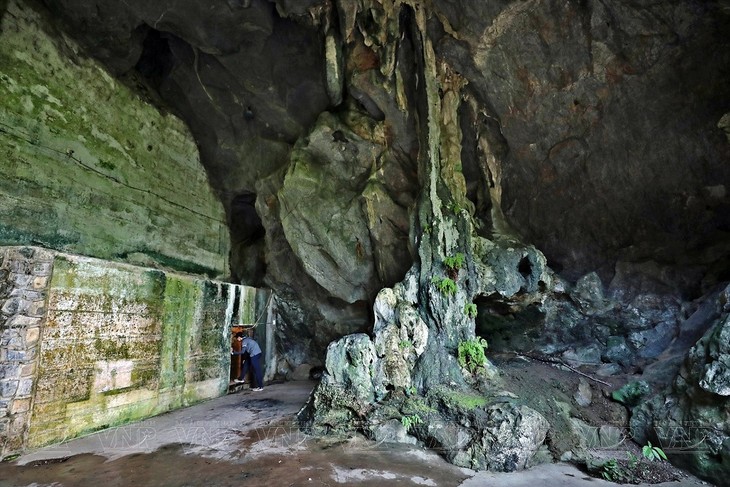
[
  {"xmin": 433, "ymin": 0, "xmax": 730, "ymax": 280},
  {"xmin": 630, "ymin": 284, "xmax": 730, "ymax": 485},
  {"xmin": 32, "ymin": 0, "xmax": 730, "ymax": 373},
  {"xmin": 4, "ymin": 0, "xmax": 730, "ymax": 477}
]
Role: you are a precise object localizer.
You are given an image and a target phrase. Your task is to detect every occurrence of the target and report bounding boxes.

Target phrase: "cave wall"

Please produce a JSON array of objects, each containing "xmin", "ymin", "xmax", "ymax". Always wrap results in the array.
[
  {"xmin": 0, "ymin": 0, "xmax": 229, "ymax": 277},
  {"xmin": 432, "ymin": 0, "xmax": 730, "ymax": 282},
  {"xmin": 0, "ymin": 246, "xmax": 256, "ymax": 459},
  {"xmin": 1, "ymin": 0, "xmax": 729, "ymax": 481},
  {"xmin": 28, "ymin": 0, "xmax": 730, "ymax": 374}
]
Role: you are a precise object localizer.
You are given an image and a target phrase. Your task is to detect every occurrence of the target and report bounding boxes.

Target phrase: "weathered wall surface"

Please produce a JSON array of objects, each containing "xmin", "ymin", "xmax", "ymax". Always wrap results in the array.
[
  {"xmin": 0, "ymin": 247, "xmax": 260, "ymax": 459},
  {"xmin": 0, "ymin": 0, "xmax": 228, "ymax": 277}
]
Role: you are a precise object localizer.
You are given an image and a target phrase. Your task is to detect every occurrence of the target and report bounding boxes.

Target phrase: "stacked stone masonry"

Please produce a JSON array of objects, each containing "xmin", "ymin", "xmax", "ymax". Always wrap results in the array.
[{"xmin": 0, "ymin": 246, "xmax": 53, "ymax": 458}]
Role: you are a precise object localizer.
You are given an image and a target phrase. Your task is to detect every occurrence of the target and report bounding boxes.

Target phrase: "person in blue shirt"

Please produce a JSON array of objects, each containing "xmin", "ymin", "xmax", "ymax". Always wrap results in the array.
[{"xmin": 232, "ymin": 332, "xmax": 264, "ymax": 391}]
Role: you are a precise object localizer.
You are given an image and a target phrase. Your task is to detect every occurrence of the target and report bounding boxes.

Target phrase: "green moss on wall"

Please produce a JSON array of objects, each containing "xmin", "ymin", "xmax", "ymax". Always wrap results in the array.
[
  {"xmin": 28, "ymin": 253, "xmax": 230, "ymax": 448},
  {"xmin": 0, "ymin": 0, "xmax": 228, "ymax": 276},
  {"xmin": 158, "ymin": 275, "xmax": 200, "ymax": 391}
]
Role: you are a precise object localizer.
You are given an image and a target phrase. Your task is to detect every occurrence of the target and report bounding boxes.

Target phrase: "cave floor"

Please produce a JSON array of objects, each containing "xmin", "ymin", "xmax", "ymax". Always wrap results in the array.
[{"xmin": 0, "ymin": 380, "xmax": 711, "ymax": 487}]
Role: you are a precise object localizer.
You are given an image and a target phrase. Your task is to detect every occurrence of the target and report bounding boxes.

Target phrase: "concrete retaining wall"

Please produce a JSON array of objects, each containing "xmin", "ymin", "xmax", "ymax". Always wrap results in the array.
[{"xmin": 0, "ymin": 246, "xmax": 271, "ymax": 459}]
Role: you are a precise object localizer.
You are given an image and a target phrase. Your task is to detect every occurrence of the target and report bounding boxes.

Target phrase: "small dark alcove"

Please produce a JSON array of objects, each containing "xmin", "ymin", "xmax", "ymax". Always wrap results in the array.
[{"xmin": 474, "ymin": 293, "xmax": 545, "ymax": 353}]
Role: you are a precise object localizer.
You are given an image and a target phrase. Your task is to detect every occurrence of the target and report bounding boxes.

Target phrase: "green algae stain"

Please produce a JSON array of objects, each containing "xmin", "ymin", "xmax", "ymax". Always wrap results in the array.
[
  {"xmin": 158, "ymin": 276, "xmax": 200, "ymax": 392},
  {"xmin": 0, "ymin": 0, "xmax": 228, "ymax": 276},
  {"xmin": 26, "ymin": 252, "xmax": 233, "ymax": 450}
]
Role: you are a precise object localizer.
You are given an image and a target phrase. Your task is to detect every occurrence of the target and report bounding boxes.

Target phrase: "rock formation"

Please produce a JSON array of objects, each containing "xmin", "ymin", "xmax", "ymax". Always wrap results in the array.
[{"xmin": 1, "ymin": 0, "xmax": 729, "ymax": 481}]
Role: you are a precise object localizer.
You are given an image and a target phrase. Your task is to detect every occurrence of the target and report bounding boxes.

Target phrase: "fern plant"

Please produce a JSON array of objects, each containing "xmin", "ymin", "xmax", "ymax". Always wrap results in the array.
[
  {"xmin": 457, "ymin": 337, "xmax": 489, "ymax": 372},
  {"xmin": 401, "ymin": 414, "xmax": 423, "ymax": 431},
  {"xmin": 433, "ymin": 277, "xmax": 457, "ymax": 296},
  {"xmin": 464, "ymin": 303, "xmax": 477, "ymax": 318},
  {"xmin": 444, "ymin": 253, "xmax": 465, "ymax": 279},
  {"xmin": 444, "ymin": 253, "xmax": 465, "ymax": 271}
]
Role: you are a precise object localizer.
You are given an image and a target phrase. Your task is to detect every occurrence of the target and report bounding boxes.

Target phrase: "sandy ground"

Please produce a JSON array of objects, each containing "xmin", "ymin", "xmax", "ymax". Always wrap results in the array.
[{"xmin": 0, "ymin": 381, "xmax": 713, "ymax": 487}]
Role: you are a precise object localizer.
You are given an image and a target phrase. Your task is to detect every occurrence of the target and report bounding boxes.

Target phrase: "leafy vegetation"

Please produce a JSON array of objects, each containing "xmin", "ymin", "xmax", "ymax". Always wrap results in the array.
[
  {"xmin": 642, "ymin": 441, "xmax": 668, "ymax": 462},
  {"xmin": 457, "ymin": 337, "xmax": 488, "ymax": 372},
  {"xmin": 437, "ymin": 388, "xmax": 487, "ymax": 409},
  {"xmin": 398, "ymin": 339, "xmax": 412, "ymax": 349},
  {"xmin": 444, "ymin": 252, "xmax": 465, "ymax": 271},
  {"xmin": 464, "ymin": 302, "xmax": 477, "ymax": 318},
  {"xmin": 433, "ymin": 276, "xmax": 457, "ymax": 296},
  {"xmin": 401, "ymin": 414, "xmax": 423, "ymax": 431},
  {"xmin": 597, "ymin": 445, "xmax": 667, "ymax": 484},
  {"xmin": 611, "ymin": 380, "xmax": 650, "ymax": 407},
  {"xmin": 601, "ymin": 459, "xmax": 626, "ymax": 482},
  {"xmin": 601, "ymin": 458, "xmax": 624, "ymax": 482},
  {"xmin": 447, "ymin": 201, "xmax": 463, "ymax": 215}
]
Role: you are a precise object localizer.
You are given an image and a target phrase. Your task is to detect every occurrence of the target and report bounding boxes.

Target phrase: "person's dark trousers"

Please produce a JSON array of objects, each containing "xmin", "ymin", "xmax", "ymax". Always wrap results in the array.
[
  {"xmin": 251, "ymin": 353, "xmax": 264, "ymax": 388},
  {"xmin": 238, "ymin": 353, "xmax": 250, "ymax": 382}
]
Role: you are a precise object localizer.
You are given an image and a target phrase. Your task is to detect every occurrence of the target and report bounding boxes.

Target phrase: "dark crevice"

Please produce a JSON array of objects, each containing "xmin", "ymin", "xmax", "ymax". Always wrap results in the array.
[
  {"xmin": 518, "ymin": 256, "xmax": 532, "ymax": 279},
  {"xmin": 135, "ymin": 29, "xmax": 174, "ymax": 88},
  {"xmin": 229, "ymin": 192, "xmax": 266, "ymax": 285}
]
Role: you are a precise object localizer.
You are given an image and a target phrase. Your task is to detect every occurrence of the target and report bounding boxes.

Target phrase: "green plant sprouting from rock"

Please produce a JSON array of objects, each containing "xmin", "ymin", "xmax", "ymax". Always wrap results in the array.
[
  {"xmin": 444, "ymin": 252, "xmax": 465, "ymax": 271},
  {"xmin": 401, "ymin": 413, "xmax": 423, "ymax": 432},
  {"xmin": 464, "ymin": 302, "xmax": 477, "ymax": 318},
  {"xmin": 611, "ymin": 380, "xmax": 650, "ymax": 407},
  {"xmin": 457, "ymin": 337, "xmax": 488, "ymax": 372},
  {"xmin": 433, "ymin": 276, "xmax": 457, "ymax": 296},
  {"xmin": 398, "ymin": 339, "xmax": 412, "ymax": 349},
  {"xmin": 445, "ymin": 201, "xmax": 463, "ymax": 215}
]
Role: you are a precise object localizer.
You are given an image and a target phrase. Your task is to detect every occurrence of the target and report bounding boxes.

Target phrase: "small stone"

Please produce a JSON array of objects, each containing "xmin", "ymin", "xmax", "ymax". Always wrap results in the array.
[
  {"xmin": 32, "ymin": 276, "xmax": 48, "ymax": 289},
  {"xmin": 0, "ymin": 380, "xmax": 19, "ymax": 397},
  {"xmin": 9, "ymin": 261, "xmax": 29, "ymax": 274},
  {"xmin": 10, "ymin": 415, "xmax": 26, "ymax": 434},
  {"xmin": 290, "ymin": 364, "xmax": 314, "ymax": 381},
  {"xmin": 17, "ymin": 379, "xmax": 33, "ymax": 396},
  {"xmin": 28, "ymin": 300, "xmax": 45, "ymax": 316},
  {"xmin": 574, "ymin": 378, "xmax": 592, "ymax": 407},
  {"xmin": 6, "ymin": 315, "xmax": 41, "ymax": 328},
  {"xmin": 1, "ymin": 297, "xmax": 21, "ymax": 315},
  {"xmin": 562, "ymin": 345, "xmax": 602, "ymax": 367},
  {"xmin": 602, "ymin": 336, "xmax": 633, "ymax": 366},
  {"xmin": 0, "ymin": 365, "xmax": 20, "ymax": 381},
  {"xmin": 10, "ymin": 398, "xmax": 31, "ymax": 414},
  {"xmin": 371, "ymin": 418, "xmax": 416, "ymax": 445},
  {"xmin": 6, "ymin": 351, "xmax": 26, "ymax": 362},
  {"xmin": 32, "ymin": 262, "xmax": 53, "ymax": 276},
  {"xmin": 595, "ymin": 363, "xmax": 622, "ymax": 377},
  {"xmin": 20, "ymin": 363, "xmax": 35, "ymax": 377},
  {"xmin": 25, "ymin": 327, "xmax": 40, "ymax": 345},
  {"xmin": 13, "ymin": 274, "xmax": 32, "ymax": 288}
]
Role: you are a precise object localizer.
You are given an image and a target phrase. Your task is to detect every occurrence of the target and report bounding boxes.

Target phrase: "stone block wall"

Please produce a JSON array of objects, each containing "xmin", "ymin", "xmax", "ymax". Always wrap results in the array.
[
  {"xmin": 0, "ymin": 247, "xmax": 53, "ymax": 458},
  {"xmin": 0, "ymin": 246, "xmax": 269, "ymax": 459}
]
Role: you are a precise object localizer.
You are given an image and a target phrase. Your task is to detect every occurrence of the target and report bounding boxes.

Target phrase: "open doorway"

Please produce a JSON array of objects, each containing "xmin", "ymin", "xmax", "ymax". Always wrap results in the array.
[
  {"xmin": 230, "ymin": 325, "xmax": 255, "ymax": 385},
  {"xmin": 226, "ymin": 286, "xmax": 275, "ymax": 391}
]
